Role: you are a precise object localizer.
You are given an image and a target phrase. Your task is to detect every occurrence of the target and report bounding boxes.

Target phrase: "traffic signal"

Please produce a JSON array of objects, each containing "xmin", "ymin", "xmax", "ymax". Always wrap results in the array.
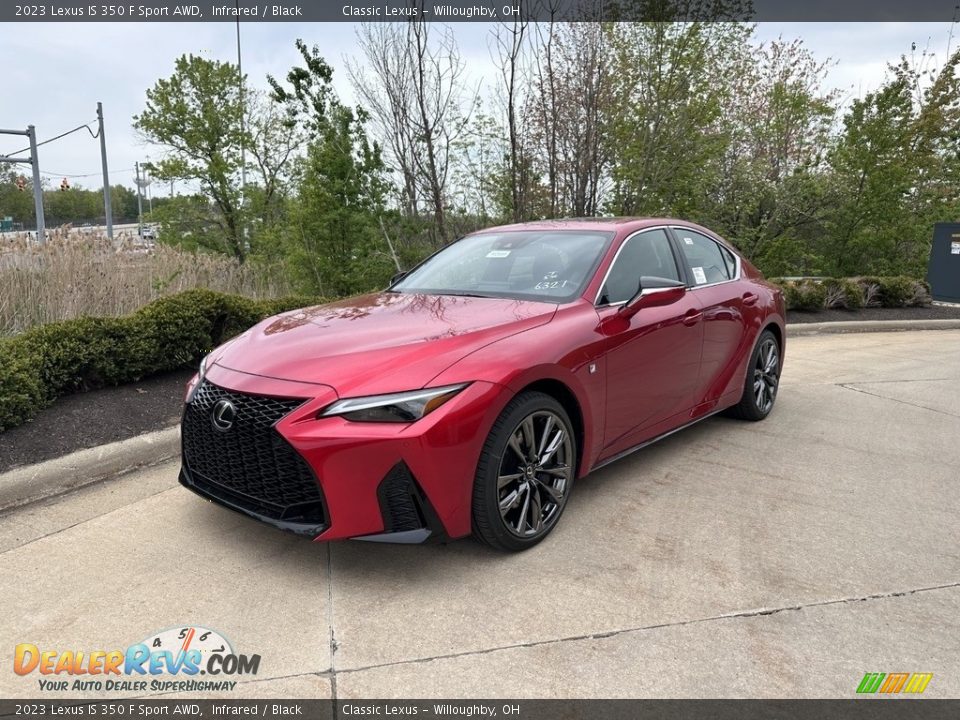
[
  {"xmin": 60, "ymin": 177, "xmax": 70, "ymax": 191},
  {"xmin": 15, "ymin": 176, "xmax": 26, "ymax": 192}
]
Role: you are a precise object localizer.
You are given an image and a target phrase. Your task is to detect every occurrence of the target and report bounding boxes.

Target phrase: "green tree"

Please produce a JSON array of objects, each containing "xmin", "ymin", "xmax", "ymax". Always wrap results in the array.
[
  {"xmin": 110, "ymin": 185, "xmax": 140, "ymax": 223},
  {"xmin": 703, "ymin": 37, "xmax": 838, "ymax": 274},
  {"xmin": 605, "ymin": 21, "xmax": 751, "ymax": 216},
  {"xmin": 825, "ymin": 50, "xmax": 960, "ymax": 276},
  {"xmin": 0, "ymin": 171, "xmax": 37, "ymax": 226},
  {"xmin": 270, "ymin": 40, "xmax": 394, "ymax": 296},
  {"xmin": 134, "ymin": 54, "xmax": 248, "ymax": 260}
]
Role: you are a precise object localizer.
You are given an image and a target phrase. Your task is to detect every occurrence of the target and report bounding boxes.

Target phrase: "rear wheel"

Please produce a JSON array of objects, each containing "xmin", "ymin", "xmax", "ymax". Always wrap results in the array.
[
  {"xmin": 472, "ymin": 392, "xmax": 576, "ymax": 552},
  {"xmin": 726, "ymin": 329, "xmax": 781, "ymax": 421}
]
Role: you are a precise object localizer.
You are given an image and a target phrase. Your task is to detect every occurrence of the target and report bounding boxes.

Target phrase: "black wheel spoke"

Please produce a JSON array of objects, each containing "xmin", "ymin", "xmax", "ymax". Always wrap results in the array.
[
  {"xmin": 497, "ymin": 409, "xmax": 573, "ymax": 539},
  {"xmin": 753, "ymin": 339, "xmax": 779, "ymax": 414}
]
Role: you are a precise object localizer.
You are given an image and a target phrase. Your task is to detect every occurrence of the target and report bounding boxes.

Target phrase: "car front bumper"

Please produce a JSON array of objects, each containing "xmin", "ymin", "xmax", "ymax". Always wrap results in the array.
[{"xmin": 179, "ymin": 364, "xmax": 507, "ymax": 543}]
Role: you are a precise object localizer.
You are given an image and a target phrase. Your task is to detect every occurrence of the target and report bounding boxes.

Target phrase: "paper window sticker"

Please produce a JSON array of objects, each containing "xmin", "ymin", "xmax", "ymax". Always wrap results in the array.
[
  {"xmin": 486, "ymin": 250, "xmax": 511, "ymax": 258},
  {"xmin": 683, "ymin": 237, "xmax": 694, "ymax": 245},
  {"xmin": 692, "ymin": 266, "xmax": 707, "ymax": 284}
]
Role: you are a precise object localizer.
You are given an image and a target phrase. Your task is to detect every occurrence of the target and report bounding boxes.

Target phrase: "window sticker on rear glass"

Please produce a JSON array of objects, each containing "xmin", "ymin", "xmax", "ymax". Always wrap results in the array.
[
  {"xmin": 692, "ymin": 266, "xmax": 707, "ymax": 284},
  {"xmin": 486, "ymin": 250, "xmax": 511, "ymax": 258},
  {"xmin": 683, "ymin": 237, "xmax": 694, "ymax": 245}
]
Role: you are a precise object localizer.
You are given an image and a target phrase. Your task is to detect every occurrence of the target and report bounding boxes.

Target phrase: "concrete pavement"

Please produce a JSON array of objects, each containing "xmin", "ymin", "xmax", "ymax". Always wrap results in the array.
[{"xmin": 1, "ymin": 329, "xmax": 958, "ymax": 699}]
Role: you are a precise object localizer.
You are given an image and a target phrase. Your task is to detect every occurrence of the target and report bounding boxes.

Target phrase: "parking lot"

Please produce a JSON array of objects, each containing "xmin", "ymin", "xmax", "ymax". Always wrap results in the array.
[{"xmin": 2, "ymin": 329, "xmax": 958, "ymax": 699}]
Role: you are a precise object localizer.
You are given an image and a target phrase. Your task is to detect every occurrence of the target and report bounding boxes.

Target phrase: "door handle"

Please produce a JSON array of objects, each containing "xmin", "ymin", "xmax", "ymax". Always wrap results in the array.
[
  {"xmin": 682, "ymin": 310, "xmax": 702, "ymax": 326},
  {"xmin": 742, "ymin": 293, "xmax": 759, "ymax": 306}
]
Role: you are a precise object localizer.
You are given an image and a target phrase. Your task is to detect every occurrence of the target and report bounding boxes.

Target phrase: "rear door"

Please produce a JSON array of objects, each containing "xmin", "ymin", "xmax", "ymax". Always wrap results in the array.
[
  {"xmin": 671, "ymin": 227, "xmax": 748, "ymax": 413},
  {"xmin": 597, "ymin": 228, "xmax": 705, "ymax": 454}
]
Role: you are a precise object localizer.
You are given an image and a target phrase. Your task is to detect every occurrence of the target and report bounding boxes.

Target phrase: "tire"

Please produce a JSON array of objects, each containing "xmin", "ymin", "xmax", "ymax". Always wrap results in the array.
[
  {"xmin": 726, "ymin": 329, "xmax": 782, "ymax": 421},
  {"xmin": 472, "ymin": 391, "xmax": 577, "ymax": 552}
]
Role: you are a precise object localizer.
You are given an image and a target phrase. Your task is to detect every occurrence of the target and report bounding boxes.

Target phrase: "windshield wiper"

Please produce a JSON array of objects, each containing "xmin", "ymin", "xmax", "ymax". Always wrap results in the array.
[{"xmin": 438, "ymin": 291, "xmax": 495, "ymax": 299}]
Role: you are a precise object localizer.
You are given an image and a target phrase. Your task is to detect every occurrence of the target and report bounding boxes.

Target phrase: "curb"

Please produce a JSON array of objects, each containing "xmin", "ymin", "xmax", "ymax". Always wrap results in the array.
[
  {"xmin": 0, "ymin": 425, "xmax": 179, "ymax": 511},
  {"xmin": 786, "ymin": 319, "xmax": 960, "ymax": 336}
]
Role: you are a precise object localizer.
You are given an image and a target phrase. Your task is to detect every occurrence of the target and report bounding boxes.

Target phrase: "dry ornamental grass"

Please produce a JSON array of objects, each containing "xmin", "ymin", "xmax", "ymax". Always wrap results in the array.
[{"xmin": 0, "ymin": 230, "xmax": 293, "ymax": 336}]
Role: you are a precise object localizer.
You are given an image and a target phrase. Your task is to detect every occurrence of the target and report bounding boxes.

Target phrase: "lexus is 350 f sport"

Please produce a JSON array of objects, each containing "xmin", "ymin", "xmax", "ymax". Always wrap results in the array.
[{"xmin": 180, "ymin": 218, "xmax": 785, "ymax": 551}]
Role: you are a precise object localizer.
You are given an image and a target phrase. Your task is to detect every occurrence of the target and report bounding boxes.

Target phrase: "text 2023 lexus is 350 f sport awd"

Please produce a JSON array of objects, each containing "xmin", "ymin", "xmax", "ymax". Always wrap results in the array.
[{"xmin": 180, "ymin": 218, "xmax": 785, "ymax": 551}]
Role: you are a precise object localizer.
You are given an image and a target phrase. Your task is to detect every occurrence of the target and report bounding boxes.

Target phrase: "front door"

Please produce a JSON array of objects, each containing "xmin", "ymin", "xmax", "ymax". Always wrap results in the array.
[{"xmin": 597, "ymin": 228, "xmax": 705, "ymax": 456}]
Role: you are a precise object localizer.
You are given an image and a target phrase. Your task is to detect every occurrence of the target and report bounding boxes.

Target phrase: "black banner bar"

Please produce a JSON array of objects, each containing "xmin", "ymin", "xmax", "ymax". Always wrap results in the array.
[
  {"xmin": 2, "ymin": 700, "xmax": 960, "ymax": 720},
  {"xmin": 1, "ymin": 0, "xmax": 958, "ymax": 23}
]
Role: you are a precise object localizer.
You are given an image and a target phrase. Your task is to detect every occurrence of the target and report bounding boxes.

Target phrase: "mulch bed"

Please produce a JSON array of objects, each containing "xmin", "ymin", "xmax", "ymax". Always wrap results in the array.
[
  {"xmin": 786, "ymin": 305, "xmax": 960, "ymax": 324},
  {"xmin": 2, "ymin": 304, "xmax": 960, "ymax": 473},
  {"xmin": 0, "ymin": 369, "xmax": 194, "ymax": 474}
]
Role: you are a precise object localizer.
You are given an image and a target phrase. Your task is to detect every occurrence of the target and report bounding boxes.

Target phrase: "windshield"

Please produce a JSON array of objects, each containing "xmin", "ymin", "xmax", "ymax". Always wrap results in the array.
[{"xmin": 392, "ymin": 230, "xmax": 614, "ymax": 303}]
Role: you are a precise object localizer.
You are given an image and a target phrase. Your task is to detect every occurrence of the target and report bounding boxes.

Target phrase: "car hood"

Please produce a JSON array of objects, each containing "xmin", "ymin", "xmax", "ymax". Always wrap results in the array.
[{"xmin": 210, "ymin": 292, "xmax": 558, "ymax": 396}]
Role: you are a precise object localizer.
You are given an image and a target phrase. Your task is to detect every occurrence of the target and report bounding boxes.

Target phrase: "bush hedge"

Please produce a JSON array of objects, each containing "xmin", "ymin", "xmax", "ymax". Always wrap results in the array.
[
  {"xmin": 0, "ymin": 289, "xmax": 325, "ymax": 433},
  {"xmin": 769, "ymin": 276, "xmax": 931, "ymax": 312}
]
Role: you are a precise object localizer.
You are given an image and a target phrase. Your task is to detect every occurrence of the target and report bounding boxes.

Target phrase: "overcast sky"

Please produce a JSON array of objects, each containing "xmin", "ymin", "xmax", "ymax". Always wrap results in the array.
[{"xmin": 1, "ymin": 21, "xmax": 957, "ymax": 194}]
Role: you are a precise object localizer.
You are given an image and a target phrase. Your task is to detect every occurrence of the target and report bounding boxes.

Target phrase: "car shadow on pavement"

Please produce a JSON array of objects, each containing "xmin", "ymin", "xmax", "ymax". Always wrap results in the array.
[{"xmin": 185, "ymin": 414, "xmax": 735, "ymax": 587}]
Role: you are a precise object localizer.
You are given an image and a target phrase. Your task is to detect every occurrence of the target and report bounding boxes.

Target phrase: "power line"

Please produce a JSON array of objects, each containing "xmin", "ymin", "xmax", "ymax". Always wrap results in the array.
[
  {"xmin": 3, "ymin": 120, "xmax": 98, "ymax": 157},
  {"xmin": 4, "ymin": 164, "xmax": 134, "ymax": 179},
  {"xmin": 43, "ymin": 168, "xmax": 134, "ymax": 179}
]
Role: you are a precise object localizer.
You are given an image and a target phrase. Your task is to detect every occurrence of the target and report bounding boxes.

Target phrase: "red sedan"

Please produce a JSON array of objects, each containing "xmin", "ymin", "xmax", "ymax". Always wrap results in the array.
[{"xmin": 180, "ymin": 218, "xmax": 785, "ymax": 551}]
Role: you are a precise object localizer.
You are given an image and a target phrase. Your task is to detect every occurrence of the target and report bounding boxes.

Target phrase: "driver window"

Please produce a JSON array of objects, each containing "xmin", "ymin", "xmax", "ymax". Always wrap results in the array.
[{"xmin": 599, "ymin": 229, "xmax": 680, "ymax": 305}]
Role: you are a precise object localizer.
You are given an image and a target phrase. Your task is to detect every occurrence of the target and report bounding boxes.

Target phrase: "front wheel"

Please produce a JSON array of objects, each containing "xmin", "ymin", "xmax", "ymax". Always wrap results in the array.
[
  {"xmin": 726, "ymin": 329, "xmax": 781, "ymax": 421},
  {"xmin": 472, "ymin": 392, "xmax": 577, "ymax": 552}
]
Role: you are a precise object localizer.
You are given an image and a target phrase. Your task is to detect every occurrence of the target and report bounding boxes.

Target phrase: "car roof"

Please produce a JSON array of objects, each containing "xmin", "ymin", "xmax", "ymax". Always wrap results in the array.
[{"xmin": 477, "ymin": 217, "xmax": 704, "ymax": 234}]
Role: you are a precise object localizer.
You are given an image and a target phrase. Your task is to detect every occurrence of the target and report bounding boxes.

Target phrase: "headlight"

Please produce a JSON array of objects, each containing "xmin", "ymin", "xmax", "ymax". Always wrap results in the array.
[{"xmin": 319, "ymin": 384, "xmax": 469, "ymax": 423}]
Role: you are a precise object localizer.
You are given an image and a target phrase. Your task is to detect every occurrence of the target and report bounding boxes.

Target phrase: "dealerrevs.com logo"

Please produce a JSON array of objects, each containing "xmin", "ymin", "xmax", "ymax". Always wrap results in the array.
[{"xmin": 14, "ymin": 626, "xmax": 261, "ymax": 693}]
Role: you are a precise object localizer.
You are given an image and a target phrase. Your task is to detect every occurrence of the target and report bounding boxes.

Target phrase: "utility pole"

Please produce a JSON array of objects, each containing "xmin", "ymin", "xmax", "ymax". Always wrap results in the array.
[
  {"xmin": 27, "ymin": 126, "xmax": 44, "ymax": 243},
  {"xmin": 1, "ymin": 126, "xmax": 46, "ymax": 242},
  {"xmin": 135, "ymin": 161, "xmax": 144, "ymax": 236},
  {"xmin": 97, "ymin": 103, "xmax": 113, "ymax": 242},
  {"xmin": 97, "ymin": 102, "xmax": 113, "ymax": 242}
]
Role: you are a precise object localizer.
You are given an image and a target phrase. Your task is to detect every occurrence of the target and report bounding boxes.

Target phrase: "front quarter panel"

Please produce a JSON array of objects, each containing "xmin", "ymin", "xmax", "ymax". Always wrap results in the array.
[{"xmin": 429, "ymin": 301, "xmax": 607, "ymax": 476}]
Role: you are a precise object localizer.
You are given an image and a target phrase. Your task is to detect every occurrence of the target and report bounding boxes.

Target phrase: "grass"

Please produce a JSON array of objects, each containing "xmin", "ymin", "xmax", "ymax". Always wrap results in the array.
[{"xmin": 0, "ymin": 230, "xmax": 294, "ymax": 336}]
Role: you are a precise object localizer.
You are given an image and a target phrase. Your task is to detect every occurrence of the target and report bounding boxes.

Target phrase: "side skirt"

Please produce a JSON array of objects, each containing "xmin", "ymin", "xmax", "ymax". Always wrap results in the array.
[{"xmin": 591, "ymin": 407, "xmax": 725, "ymax": 473}]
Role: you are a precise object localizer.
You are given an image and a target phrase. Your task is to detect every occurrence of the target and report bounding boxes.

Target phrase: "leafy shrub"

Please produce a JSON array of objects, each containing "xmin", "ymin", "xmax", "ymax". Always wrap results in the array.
[
  {"xmin": 876, "ymin": 276, "xmax": 916, "ymax": 308},
  {"xmin": 783, "ymin": 279, "xmax": 828, "ymax": 312},
  {"xmin": 0, "ymin": 289, "xmax": 325, "ymax": 433},
  {"xmin": 850, "ymin": 276, "xmax": 929, "ymax": 308},
  {"xmin": 776, "ymin": 276, "xmax": 927, "ymax": 311},
  {"xmin": 822, "ymin": 278, "xmax": 864, "ymax": 310}
]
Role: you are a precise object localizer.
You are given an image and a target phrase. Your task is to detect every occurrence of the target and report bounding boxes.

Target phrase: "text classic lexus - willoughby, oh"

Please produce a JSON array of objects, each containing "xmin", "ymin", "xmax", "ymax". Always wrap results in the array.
[{"xmin": 179, "ymin": 218, "xmax": 785, "ymax": 551}]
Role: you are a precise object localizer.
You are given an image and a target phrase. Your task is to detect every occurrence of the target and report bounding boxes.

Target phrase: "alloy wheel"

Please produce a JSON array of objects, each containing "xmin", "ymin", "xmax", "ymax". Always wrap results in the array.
[
  {"xmin": 496, "ymin": 410, "xmax": 573, "ymax": 538},
  {"xmin": 753, "ymin": 338, "xmax": 780, "ymax": 414}
]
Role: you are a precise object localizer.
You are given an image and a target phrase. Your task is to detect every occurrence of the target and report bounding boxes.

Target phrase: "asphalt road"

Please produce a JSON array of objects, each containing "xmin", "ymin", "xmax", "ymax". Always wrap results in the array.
[{"xmin": 2, "ymin": 330, "xmax": 959, "ymax": 699}]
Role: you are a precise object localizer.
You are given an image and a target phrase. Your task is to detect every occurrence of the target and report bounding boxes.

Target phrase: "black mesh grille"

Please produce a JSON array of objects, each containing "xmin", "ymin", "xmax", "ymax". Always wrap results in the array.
[{"xmin": 182, "ymin": 380, "xmax": 324, "ymax": 523}]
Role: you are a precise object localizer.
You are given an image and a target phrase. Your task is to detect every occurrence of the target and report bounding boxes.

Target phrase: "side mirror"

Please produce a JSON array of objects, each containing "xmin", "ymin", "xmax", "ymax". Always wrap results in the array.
[
  {"xmin": 389, "ymin": 270, "xmax": 407, "ymax": 286},
  {"xmin": 619, "ymin": 278, "xmax": 687, "ymax": 319}
]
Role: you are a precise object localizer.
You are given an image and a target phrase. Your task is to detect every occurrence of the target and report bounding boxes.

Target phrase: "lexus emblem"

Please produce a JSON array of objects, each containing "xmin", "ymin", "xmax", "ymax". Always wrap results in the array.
[{"xmin": 211, "ymin": 400, "xmax": 237, "ymax": 431}]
